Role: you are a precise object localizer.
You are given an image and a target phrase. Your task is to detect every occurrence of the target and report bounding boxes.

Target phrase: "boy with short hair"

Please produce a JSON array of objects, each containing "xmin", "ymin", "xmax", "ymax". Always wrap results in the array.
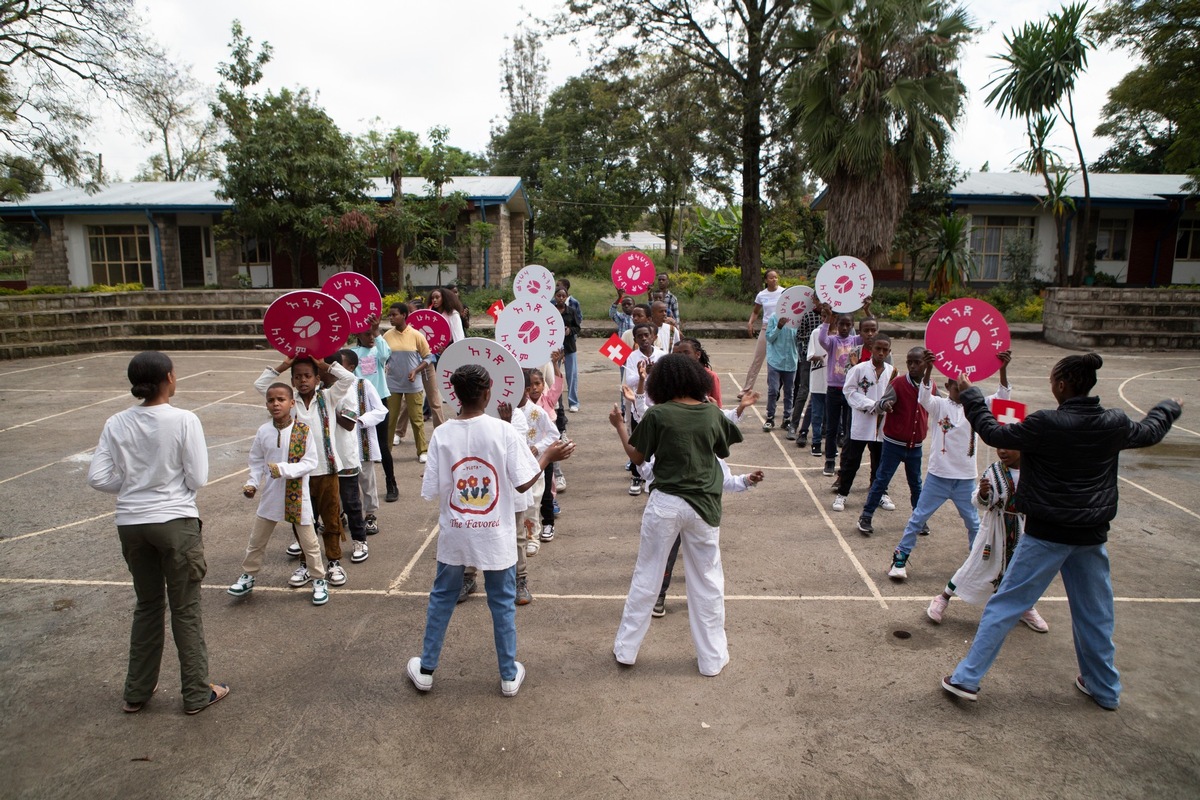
[
  {"xmin": 832, "ymin": 335, "xmax": 895, "ymax": 513},
  {"xmin": 350, "ymin": 317, "xmax": 398, "ymax": 503},
  {"xmin": 228, "ymin": 383, "xmax": 329, "ymax": 605},
  {"xmin": 762, "ymin": 309, "xmax": 798, "ymax": 432},
  {"xmin": 254, "ymin": 354, "xmax": 356, "ymax": 587}
]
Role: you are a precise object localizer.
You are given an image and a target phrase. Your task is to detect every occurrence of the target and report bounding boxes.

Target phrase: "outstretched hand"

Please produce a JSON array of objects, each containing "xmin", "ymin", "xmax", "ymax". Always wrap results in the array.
[
  {"xmin": 746, "ymin": 470, "xmax": 765, "ymax": 485},
  {"xmin": 609, "ymin": 404, "xmax": 625, "ymax": 429},
  {"xmin": 546, "ymin": 439, "xmax": 576, "ymax": 462}
]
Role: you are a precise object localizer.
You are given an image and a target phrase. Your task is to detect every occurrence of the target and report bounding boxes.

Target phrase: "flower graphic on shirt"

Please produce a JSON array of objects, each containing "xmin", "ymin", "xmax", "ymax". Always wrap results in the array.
[{"xmin": 450, "ymin": 456, "xmax": 500, "ymax": 515}]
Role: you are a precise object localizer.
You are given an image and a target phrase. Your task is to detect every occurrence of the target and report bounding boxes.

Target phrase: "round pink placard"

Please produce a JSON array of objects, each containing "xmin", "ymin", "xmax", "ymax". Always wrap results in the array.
[
  {"xmin": 407, "ymin": 309, "xmax": 453, "ymax": 355},
  {"xmin": 513, "ymin": 264, "xmax": 556, "ymax": 300},
  {"xmin": 924, "ymin": 298, "xmax": 1011, "ymax": 381},
  {"xmin": 436, "ymin": 337, "xmax": 526, "ymax": 418},
  {"xmin": 611, "ymin": 252, "xmax": 656, "ymax": 295},
  {"xmin": 776, "ymin": 285, "xmax": 817, "ymax": 327},
  {"xmin": 321, "ymin": 271, "xmax": 382, "ymax": 332},
  {"xmin": 494, "ymin": 297, "xmax": 565, "ymax": 367},
  {"xmin": 263, "ymin": 290, "xmax": 351, "ymax": 360},
  {"xmin": 814, "ymin": 256, "xmax": 874, "ymax": 313}
]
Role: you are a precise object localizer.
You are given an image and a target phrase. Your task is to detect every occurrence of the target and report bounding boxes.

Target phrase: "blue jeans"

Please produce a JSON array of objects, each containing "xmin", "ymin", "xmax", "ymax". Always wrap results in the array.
[
  {"xmin": 802, "ymin": 393, "xmax": 826, "ymax": 441},
  {"xmin": 862, "ymin": 440, "xmax": 923, "ymax": 517},
  {"xmin": 897, "ymin": 474, "xmax": 979, "ymax": 555},
  {"xmin": 824, "ymin": 387, "xmax": 847, "ymax": 465},
  {"xmin": 565, "ymin": 351, "xmax": 579, "ymax": 407},
  {"xmin": 766, "ymin": 366, "xmax": 794, "ymax": 422},
  {"xmin": 950, "ymin": 535, "xmax": 1120, "ymax": 708},
  {"xmin": 419, "ymin": 561, "xmax": 519, "ymax": 680}
]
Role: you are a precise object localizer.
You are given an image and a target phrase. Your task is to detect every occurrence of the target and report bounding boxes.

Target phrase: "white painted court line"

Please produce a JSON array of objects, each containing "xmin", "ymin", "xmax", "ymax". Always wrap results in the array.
[
  {"xmin": 726, "ymin": 373, "xmax": 888, "ymax": 609},
  {"xmin": 1, "ymin": 578, "xmax": 1196, "ymax": 604},
  {"xmin": 0, "ymin": 353, "xmax": 111, "ymax": 377},
  {"xmin": 190, "ymin": 391, "xmax": 245, "ymax": 413},
  {"xmin": 388, "ymin": 525, "xmax": 440, "ymax": 592},
  {"xmin": 0, "ymin": 393, "xmax": 129, "ymax": 434},
  {"xmin": 1117, "ymin": 365, "xmax": 1199, "ymax": 437},
  {"xmin": 1119, "ymin": 476, "xmax": 1200, "ymax": 522}
]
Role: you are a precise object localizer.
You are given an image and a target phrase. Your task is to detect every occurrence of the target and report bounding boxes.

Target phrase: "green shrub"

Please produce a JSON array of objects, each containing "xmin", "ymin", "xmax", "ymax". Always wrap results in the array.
[
  {"xmin": 919, "ymin": 301, "xmax": 940, "ymax": 319},
  {"xmin": 1010, "ymin": 295, "xmax": 1045, "ymax": 322},
  {"xmin": 886, "ymin": 302, "xmax": 912, "ymax": 321}
]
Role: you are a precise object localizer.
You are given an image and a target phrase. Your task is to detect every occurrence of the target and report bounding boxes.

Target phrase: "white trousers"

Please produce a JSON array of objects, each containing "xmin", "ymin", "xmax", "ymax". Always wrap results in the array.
[
  {"xmin": 613, "ymin": 491, "xmax": 729, "ymax": 676},
  {"xmin": 357, "ymin": 462, "xmax": 379, "ymax": 516}
]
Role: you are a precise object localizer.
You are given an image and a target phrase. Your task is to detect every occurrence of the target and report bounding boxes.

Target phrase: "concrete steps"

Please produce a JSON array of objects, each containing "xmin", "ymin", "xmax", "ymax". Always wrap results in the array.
[{"xmin": 1043, "ymin": 288, "xmax": 1200, "ymax": 350}]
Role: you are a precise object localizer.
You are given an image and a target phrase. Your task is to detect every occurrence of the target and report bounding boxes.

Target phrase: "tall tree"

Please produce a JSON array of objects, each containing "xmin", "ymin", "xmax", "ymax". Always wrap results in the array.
[
  {"xmin": 630, "ymin": 53, "xmax": 738, "ymax": 260},
  {"xmin": 1089, "ymin": 0, "xmax": 1200, "ymax": 179},
  {"xmin": 0, "ymin": 154, "xmax": 46, "ymax": 201},
  {"xmin": 785, "ymin": 0, "xmax": 973, "ymax": 271},
  {"xmin": 129, "ymin": 59, "xmax": 219, "ymax": 181},
  {"xmin": 213, "ymin": 22, "xmax": 369, "ymax": 287},
  {"xmin": 537, "ymin": 75, "xmax": 645, "ymax": 265},
  {"xmin": 553, "ymin": 0, "xmax": 807, "ymax": 294},
  {"xmin": 0, "ymin": 0, "xmax": 160, "ymax": 185},
  {"xmin": 986, "ymin": 2, "xmax": 1095, "ymax": 286},
  {"xmin": 354, "ymin": 123, "xmax": 486, "ymax": 178},
  {"xmin": 489, "ymin": 25, "xmax": 552, "ymax": 256}
]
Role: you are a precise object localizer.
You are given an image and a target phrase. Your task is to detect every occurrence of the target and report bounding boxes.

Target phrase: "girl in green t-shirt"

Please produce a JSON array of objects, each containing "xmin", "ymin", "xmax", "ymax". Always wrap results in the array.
[{"xmin": 608, "ymin": 354, "xmax": 744, "ymax": 677}]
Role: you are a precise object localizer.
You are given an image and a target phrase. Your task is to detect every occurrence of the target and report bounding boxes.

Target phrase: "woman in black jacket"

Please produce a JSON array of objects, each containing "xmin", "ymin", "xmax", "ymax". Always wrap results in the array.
[{"xmin": 940, "ymin": 352, "xmax": 1182, "ymax": 710}]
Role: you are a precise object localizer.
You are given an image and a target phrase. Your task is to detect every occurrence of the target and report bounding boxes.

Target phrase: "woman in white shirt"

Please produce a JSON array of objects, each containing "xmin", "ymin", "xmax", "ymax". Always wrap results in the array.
[
  {"xmin": 428, "ymin": 286, "xmax": 467, "ymax": 343},
  {"xmin": 87, "ymin": 351, "xmax": 228, "ymax": 715},
  {"xmin": 741, "ymin": 269, "xmax": 784, "ymax": 393}
]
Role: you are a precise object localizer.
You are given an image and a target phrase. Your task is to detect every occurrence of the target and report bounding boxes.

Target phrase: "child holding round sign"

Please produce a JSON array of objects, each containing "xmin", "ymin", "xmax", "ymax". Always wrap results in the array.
[{"xmin": 406, "ymin": 365, "xmax": 574, "ymax": 697}]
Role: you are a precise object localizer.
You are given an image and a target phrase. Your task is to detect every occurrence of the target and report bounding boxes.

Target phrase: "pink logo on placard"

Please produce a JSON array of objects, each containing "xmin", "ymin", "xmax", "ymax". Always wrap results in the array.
[
  {"xmin": 263, "ymin": 290, "xmax": 351, "ymax": 360},
  {"xmin": 611, "ymin": 252, "xmax": 656, "ymax": 295},
  {"xmin": 321, "ymin": 271, "xmax": 382, "ymax": 333},
  {"xmin": 406, "ymin": 310, "xmax": 452, "ymax": 354},
  {"xmin": 518, "ymin": 320, "xmax": 540, "ymax": 344},
  {"xmin": 513, "ymin": 265, "xmax": 555, "ymax": 300},
  {"xmin": 814, "ymin": 256, "xmax": 874, "ymax": 313},
  {"xmin": 924, "ymin": 298, "xmax": 1011, "ymax": 381}
]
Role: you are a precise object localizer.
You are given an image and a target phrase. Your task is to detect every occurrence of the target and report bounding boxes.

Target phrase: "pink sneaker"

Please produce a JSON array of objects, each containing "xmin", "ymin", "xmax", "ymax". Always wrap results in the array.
[
  {"xmin": 1020, "ymin": 607, "xmax": 1049, "ymax": 633},
  {"xmin": 927, "ymin": 594, "xmax": 949, "ymax": 623}
]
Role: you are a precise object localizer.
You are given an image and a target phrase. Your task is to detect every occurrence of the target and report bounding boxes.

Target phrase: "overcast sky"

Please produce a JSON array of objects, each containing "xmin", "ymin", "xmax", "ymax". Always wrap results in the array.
[{"xmin": 89, "ymin": 0, "xmax": 1132, "ymax": 187}]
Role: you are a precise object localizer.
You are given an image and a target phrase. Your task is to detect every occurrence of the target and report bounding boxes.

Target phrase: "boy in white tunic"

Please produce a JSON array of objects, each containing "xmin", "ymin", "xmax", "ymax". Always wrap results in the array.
[
  {"xmin": 406, "ymin": 365, "xmax": 574, "ymax": 697},
  {"xmin": 887, "ymin": 350, "xmax": 1012, "ymax": 579},
  {"xmin": 832, "ymin": 335, "xmax": 896, "ymax": 512},
  {"xmin": 228, "ymin": 383, "xmax": 329, "ymax": 605}
]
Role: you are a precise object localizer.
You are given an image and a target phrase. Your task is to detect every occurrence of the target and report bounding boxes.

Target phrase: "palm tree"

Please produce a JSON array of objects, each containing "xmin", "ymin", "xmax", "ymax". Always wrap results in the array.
[
  {"xmin": 924, "ymin": 213, "xmax": 974, "ymax": 297},
  {"xmin": 985, "ymin": 2, "xmax": 1095, "ymax": 286},
  {"xmin": 785, "ymin": 0, "xmax": 974, "ymax": 271}
]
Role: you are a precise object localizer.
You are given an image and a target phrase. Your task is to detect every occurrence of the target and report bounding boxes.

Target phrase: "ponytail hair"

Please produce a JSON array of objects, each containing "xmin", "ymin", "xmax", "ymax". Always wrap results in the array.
[
  {"xmin": 1051, "ymin": 352, "xmax": 1103, "ymax": 396},
  {"xmin": 127, "ymin": 351, "xmax": 173, "ymax": 400}
]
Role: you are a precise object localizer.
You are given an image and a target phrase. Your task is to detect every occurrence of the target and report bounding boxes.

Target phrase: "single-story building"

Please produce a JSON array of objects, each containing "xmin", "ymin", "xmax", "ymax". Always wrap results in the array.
[
  {"xmin": 0, "ymin": 176, "xmax": 530, "ymax": 291},
  {"xmin": 947, "ymin": 172, "xmax": 1197, "ymax": 286},
  {"xmin": 598, "ymin": 231, "xmax": 668, "ymax": 253}
]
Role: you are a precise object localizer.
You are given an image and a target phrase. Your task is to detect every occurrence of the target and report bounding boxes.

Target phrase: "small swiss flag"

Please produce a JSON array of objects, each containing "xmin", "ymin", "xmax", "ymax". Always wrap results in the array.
[
  {"xmin": 992, "ymin": 398, "xmax": 1027, "ymax": 425},
  {"xmin": 486, "ymin": 299, "xmax": 505, "ymax": 322},
  {"xmin": 599, "ymin": 333, "xmax": 633, "ymax": 365}
]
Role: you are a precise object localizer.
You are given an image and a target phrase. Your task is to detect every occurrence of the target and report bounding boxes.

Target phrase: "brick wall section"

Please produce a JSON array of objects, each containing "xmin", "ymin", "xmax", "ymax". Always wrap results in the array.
[
  {"xmin": 28, "ymin": 216, "xmax": 70, "ymax": 287},
  {"xmin": 156, "ymin": 215, "xmax": 182, "ymax": 290}
]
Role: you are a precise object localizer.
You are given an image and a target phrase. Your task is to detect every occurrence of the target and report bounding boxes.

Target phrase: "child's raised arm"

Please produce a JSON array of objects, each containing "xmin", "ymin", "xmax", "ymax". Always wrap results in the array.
[{"xmin": 609, "ymin": 404, "xmax": 646, "ymax": 465}]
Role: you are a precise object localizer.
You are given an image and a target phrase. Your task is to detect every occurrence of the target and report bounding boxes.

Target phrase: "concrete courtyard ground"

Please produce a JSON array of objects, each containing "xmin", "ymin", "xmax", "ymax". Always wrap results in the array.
[{"xmin": 1, "ymin": 337, "xmax": 1197, "ymax": 799}]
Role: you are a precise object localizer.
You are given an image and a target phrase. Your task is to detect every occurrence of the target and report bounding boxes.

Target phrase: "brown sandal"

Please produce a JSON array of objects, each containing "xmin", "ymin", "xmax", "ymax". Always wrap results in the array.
[
  {"xmin": 122, "ymin": 682, "xmax": 158, "ymax": 713},
  {"xmin": 184, "ymin": 683, "xmax": 230, "ymax": 715}
]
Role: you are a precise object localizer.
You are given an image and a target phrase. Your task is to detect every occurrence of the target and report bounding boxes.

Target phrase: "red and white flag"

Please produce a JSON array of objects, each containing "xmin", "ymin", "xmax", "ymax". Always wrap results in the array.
[
  {"xmin": 991, "ymin": 398, "xmax": 1027, "ymax": 425},
  {"xmin": 486, "ymin": 299, "xmax": 505, "ymax": 322},
  {"xmin": 599, "ymin": 333, "xmax": 633, "ymax": 365}
]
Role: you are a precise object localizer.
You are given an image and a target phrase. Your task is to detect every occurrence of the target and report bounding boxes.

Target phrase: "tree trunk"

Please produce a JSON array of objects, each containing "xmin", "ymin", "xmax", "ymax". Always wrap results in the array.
[
  {"xmin": 660, "ymin": 206, "xmax": 675, "ymax": 259},
  {"xmin": 1065, "ymin": 95, "xmax": 1093, "ymax": 288},
  {"xmin": 738, "ymin": 13, "xmax": 765, "ymax": 297}
]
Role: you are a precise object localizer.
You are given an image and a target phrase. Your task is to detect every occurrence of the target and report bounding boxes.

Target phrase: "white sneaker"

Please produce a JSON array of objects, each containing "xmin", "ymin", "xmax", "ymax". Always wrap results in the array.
[
  {"xmin": 327, "ymin": 560, "xmax": 347, "ymax": 586},
  {"xmin": 351, "ymin": 539, "xmax": 368, "ymax": 563},
  {"xmin": 393, "ymin": 434, "xmax": 400, "ymax": 446},
  {"xmin": 418, "ymin": 453, "xmax": 428, "ymax": 464},
  {"xmin": 555, "ymin": 474, "xmax": 566, "ymax": 492},
  {"xmin": 311, "ymin": 579, "xmax": 329, "ymax": 605},
  {"xmin": 832, "ymin": 495, "xmax": 846, "ymax": 512},
  {"xmin": 287, "ymin": 565, "xmax": 311, "ymax": 587},
  {"xmin": 227, "ymin": 573, "xmax": 254, "ymax": 596},
  {"xmin": 880, "ymin": 494, "xmax": 896, "ymax": 511},
  {"xmin": 628, "ymin": 476, "xmax": 643, "ymax": 496},
  {"xmin": 406, "ymin": 657, "xmax": 433, "ymax": 692},
  {"xmin": 1021, "ymin": 607, "xmax": 1049, "ymax": 633},
  {"xmin": 286, "ymin": 542, "xmax": 302, "ymax": 558},
  {"xmin": 927, "ymin": 594, "xmax": 949, "ymax": 623},
  {"xmin": 500, "ymin": 661, "xmax": 526, "ymax": 697},
  {"xmin": 525, "ymin": 539, "xmax": 540, "ymax": 556},
  {"xmin": 539, "ymin": 524, "xmax": 555, "ymax": 542},
  {"xmin": 568, "ymin": 405, "xmax": 579, "ymax": 413}
]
